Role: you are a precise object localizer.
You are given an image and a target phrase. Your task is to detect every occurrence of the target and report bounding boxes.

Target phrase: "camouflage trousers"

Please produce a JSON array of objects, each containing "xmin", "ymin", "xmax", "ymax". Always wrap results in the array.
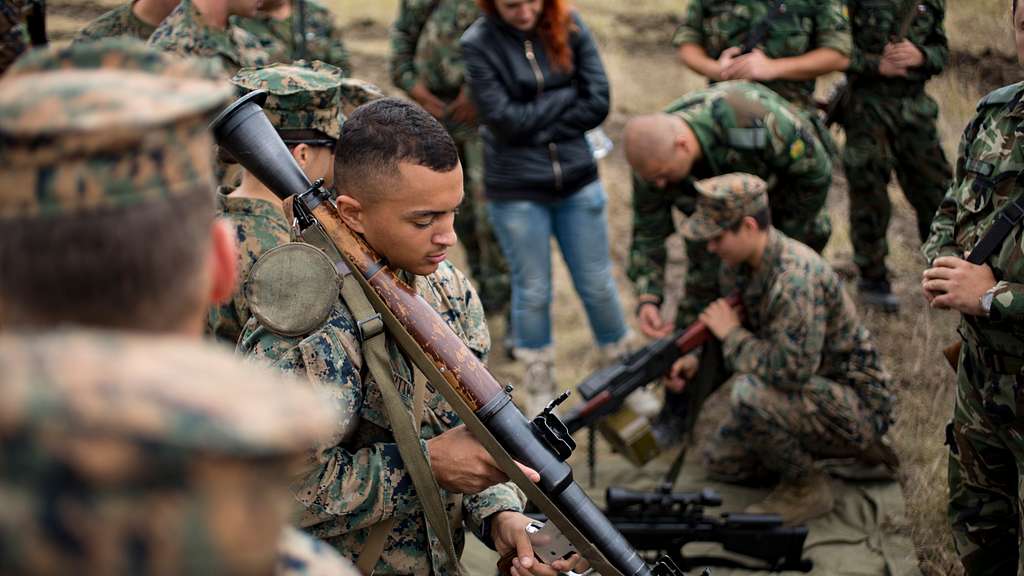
[
  {"xmin": 947, "ymin": 338, "xmax": 1024, "ymax": 575},
  {"xmin": 703, "ymin": 373, "xmax": 876, "ymax": 483},
  {"xmin": 450, "ymin": 124, "xmax": 510, "ymax": 314},
  {"xmin": 677, "ymin": 210, "xmax": 830, "ymax": 326},
  {"xmin": 841, "ymin": 90, "xmax": 951, "ymax": 280}
]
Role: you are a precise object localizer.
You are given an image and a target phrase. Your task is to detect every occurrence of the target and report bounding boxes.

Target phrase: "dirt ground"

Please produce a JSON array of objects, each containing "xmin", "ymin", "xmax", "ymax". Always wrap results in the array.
[{"xmin": 43, "ymin": 1, "xmax": 1021, "ymax": 573}]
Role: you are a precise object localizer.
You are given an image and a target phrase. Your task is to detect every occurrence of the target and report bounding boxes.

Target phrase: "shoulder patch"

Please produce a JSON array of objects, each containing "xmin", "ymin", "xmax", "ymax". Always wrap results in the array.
[
  {"xmin": 978, "ymin": 81, "xmax": 1024, "ymax": 110},
  {"xmin": 246, "ymin": 242, "xmax": 340, "ymax": 337}
]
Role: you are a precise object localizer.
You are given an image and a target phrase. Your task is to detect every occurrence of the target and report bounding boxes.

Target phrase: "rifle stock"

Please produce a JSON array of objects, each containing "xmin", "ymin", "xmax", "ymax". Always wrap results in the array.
[
  {"xmin": 562, "ymin": 294, "xmax": 742, "ymax": 435},
  {"xmin": 211, "ymin": 91, "xmax": 682, "ymax": 576}
]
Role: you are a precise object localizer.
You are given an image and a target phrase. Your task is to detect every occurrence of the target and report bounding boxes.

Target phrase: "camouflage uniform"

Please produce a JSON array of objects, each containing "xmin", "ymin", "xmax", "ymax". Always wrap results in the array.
[
  {"xmin": 841, "ymin": 0, "xmax": 951, "ymax": 281},
  {"xmin": 0, "ymin": 42, "xmax": 356, "ymax": 576},
  {"xmin": 234, "ymin": 0, "xmax": 351, "ymax": 72},
  {"xmin": 207, "ymin": 62, "xmax": 352, "ymax": 345},
  {"xmin": 922, "ymin": 81, "xmax": 1024, "ymax": 575},
  {"xmin": 673, "ymin": 0, "xmax": 853, "ymax": 111},
  {"xmin": 390, "ymin": 0, "xmax": 509, "ymax": 314},
  {"xmin": 627, "ymin": 81, "xmax": 833, "ymax": 325},
  {"xmin": 73, "ymin": 1, "xmax": 157, "ymax": 45},
  {"xmin": 0, "ymin": 0, "xmax": 26, "ymax": 74},
  {"xmin": 681, "ymin": 174, "xmax": 892, "ymax": 483},
  {"xmin": 149, "ymin": 0, "xmax": 269, "ymax": 75},
  {"xmin": 239, "ymin": 261, "xmax": 525, "ymax": 575}
]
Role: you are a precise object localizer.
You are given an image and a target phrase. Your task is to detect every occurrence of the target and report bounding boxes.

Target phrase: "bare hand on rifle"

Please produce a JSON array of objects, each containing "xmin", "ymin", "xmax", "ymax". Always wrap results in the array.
[
  {"xmin": 491, "ymin": 511, "xmax": 588, "ymax": 576},
  {"xmin": 409, "ymin": 80, "xmax": 447, "ymax": 119},
  {"xmin": 637, "ymin": 299, "xmax": 673, "ymax": 339},
  {"xmin": 428, "ymin": 425, "xmax": 540, "ymax": 493},
  {"xmin": 883, "ymin": 40, "xmax": 925, "ymax": 69},
  {"xmin": 921, "ymin": 256, "xmax": 996, "ymax": 316},
  {"xmin": 666, "ymin": 353, "xmax": 699, "ymax": 393},
  {"xmin": 700, "ymin": 298, "xmax": 742, "ymax": 340}
]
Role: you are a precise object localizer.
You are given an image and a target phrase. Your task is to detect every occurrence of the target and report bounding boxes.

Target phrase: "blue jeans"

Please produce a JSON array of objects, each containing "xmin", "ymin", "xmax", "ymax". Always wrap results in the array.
[{"xmin": 488, "ymin": 180, "xmax": 628, "ymax": 350}]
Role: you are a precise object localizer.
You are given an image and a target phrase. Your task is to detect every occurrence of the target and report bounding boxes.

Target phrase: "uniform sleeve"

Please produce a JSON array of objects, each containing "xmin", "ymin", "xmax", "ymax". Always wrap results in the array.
[
  {"xmin": 721, "ymin": 271, "xmax": 825, "ymax": 390},
  {"xmin": 443, "ymin": 263, "xmax": 492, "ymax": 362},
  {"xmin": 389, "ymin": 0, "xmax": 434, "ymax": 93},
  {"xmin": 627, "ymin": 173, "xmax": 678, "ymax": 302},
  {"xmin": 463, "ymin": 483, "xmax": 527, "ymax": 547},
  {"xmin": 240, "ymin": 315, "xmax": 424, "ymax": 533},
  {"xmin": 766, "ymin": 109, "xmax": 832, "ymax": 226},
  {"xmin": 908, "ymin": 0, "xmax": 948, "ymax": 80},
  {"xmin": 988, "ymin": 281, "xmax": 1024, "ymax": 322},
  {"xmin": 310, "ymin": 3, "xmax": 351, "ymax": 74},
  {"xmin": 922, "ymin": 116, "xmax": 971, "ymax": 263},
  {"xmin": 671, "ymin": 0, "xmax": 705, "ymax": 47},
  {"xmin": 813, "ymin": 0, "xmax": 853, "ymax": 56},
  {"xmin": 846, "ymin": 43, "xmax": 880, "ymax": 75},
  {"xmin": 533, "ymin": 15, "xmax": 610, "ymax": 143}
]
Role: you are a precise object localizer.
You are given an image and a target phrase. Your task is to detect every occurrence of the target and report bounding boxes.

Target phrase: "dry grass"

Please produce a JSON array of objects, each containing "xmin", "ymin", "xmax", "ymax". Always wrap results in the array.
[{"xmin": 47, "ymin": 0, "xmax": 1018, "ymax": 572}]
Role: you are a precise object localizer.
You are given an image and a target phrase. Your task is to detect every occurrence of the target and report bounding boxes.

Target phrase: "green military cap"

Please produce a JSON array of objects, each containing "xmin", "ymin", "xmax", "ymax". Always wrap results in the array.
[
  {"xmin": 7, "ymin": 36, "xmax": 226, "ymax": 78},
  {"xmin": 682, "ymin": 173, "xmax": 769, "ymax": 241},
  {"xmin": 337, "ymin": 76, "xmax": 385, "ymax": 116},
  {"xmin": 231, "ymin": 60, "xmax": 347, "ymax": 142},
  {"xmin": 0, "ymin": 43, "xmax": 232, "ymax": 220}
]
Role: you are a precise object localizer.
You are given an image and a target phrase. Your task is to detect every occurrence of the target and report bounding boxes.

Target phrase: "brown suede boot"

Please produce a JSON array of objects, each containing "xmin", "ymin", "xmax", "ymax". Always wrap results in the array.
[{"xmin": 744, "ymin": 470, "xmax": 835, "ymax": 526}]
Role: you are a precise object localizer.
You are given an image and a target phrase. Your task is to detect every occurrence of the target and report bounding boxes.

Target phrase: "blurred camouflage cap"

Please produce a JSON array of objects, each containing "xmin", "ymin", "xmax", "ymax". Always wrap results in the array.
[
  {"xmin": 6, "ymin": 36, "xmax": 226, "ymax": 78},
  {"xmin": 232, "ymin": 60, "xmax": 347, "ymax": 141},
  {"xmin": 0, "ymin": 42, "xmax": 232, "ymax": 220},
  {"xmin": 338, "ymin": 76, "xmax": 385, "ymax": 116},
  {"xmin": 682, "ymin": 173, "xmax": 769, "ymax": 241},
  {"xmin": 0, "ymin": 329, "xmax": 339, "ymax": 575}
]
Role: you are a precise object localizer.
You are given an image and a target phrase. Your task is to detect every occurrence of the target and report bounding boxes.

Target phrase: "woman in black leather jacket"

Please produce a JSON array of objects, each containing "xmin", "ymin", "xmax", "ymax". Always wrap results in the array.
[{"xmin": 461, "ymin": 0, "xmax": 631, "ymax": 416}]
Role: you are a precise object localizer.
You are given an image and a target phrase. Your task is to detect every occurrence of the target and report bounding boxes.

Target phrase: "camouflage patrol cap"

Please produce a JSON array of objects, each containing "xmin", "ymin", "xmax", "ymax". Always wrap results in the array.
[
  {"xmin": 0, "ymin": 42, "xmax": 232, "ymax": 219},
  {"xmin": 0, "ymin": 329, "xmax": 339, "ymax": 575},
  {"xmin": 6, "ymin": 36, "xmax": 226, "ymax": 79},
  {"xmin": 682, "ymin": 173, "xmax": 769, "ymax": 241},
  {"xmin": 232, "ymin": 60, "xmax": 346, "ymax": 141},
  {"xmin": 337, "ymin": 76, "xmax": 385, "ymax": 116}
]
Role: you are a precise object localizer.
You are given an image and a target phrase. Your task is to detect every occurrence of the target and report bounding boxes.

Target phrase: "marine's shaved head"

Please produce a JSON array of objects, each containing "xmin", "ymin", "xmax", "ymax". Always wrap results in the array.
[{"xmin": 624, "ymin": 114, "xmax": 683, "ymax": 172}]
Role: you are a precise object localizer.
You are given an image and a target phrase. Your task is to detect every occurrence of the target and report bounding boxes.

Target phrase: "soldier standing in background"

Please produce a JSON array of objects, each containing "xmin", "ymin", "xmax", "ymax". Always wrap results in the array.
[
  {"xmin": 840, "ymin": 0, "xmax": 952, "ymax": 312},
  {"xmin": 149, "ymin": 0, "xmax": 269, "ymax": 75},
  {"xmin": 390, "ymin": 0, "xmax": 510, "ymax": 318},
  {"xmin": 234, "ymin": 0, "xmax": 351, "ymax": 72},
  {"xmin": 73, "ymin": 0, "xmax": 179, "ymax": 44},
  {"xmin": 0, "ymin": 40, "xmax": 356, "ymax": 576},
  {"xmin": 921, "ymin": 1, "xmax": 1024, "ymax": 572},
  {"xmin": 673, "ymin": 0, "xmax": 852, "ymax": 115},
  {"xmin": 208, "ymin": 61, "xmax": 351, "ymax": 345}
]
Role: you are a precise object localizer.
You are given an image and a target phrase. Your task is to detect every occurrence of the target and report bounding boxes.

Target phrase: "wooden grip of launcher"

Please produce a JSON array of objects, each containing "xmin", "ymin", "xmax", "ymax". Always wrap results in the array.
[{"xmin": 944, "ymin": 340, "xmax": 962, "ymax": 372}]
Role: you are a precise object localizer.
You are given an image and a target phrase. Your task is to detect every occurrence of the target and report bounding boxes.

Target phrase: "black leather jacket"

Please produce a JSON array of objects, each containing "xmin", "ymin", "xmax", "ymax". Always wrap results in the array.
[{"xmin": 461, "ymin": 12, "xmax": 609, "ymax": 202}]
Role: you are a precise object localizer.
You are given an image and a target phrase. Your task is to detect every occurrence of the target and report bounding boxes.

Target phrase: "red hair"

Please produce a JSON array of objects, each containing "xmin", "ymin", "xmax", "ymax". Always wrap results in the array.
[{"xmin": 477, "ymin": 0, "xmax": 575, "ymax": 73}]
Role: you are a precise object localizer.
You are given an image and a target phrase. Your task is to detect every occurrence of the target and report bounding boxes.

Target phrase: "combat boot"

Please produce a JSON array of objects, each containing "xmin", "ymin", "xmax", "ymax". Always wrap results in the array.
[
  {"xmin": 745, "ymin": 470, "xmax": 834, "ymax": 525},
  {"xmin": 514, "ymin": 346, "xmax": 557, "ymax": 419},
  {"xmin": 857, "ymin": 276, "xmax": 900, "ymax": 314}
]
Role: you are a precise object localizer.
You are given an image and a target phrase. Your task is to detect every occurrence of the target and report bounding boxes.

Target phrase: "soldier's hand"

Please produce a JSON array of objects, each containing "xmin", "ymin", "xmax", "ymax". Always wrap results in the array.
[
  {"xmin": 884, "ymin": 40, "xmax": 925, "ymax": 69},
  {"xmin": 637, "ymin": 301, "xmax": 673, "ymax": 339},
  {"xmin": 878, "ymin": 55, "xmax": 909, "ymax": 78},
  {"xmin": 427, "ymin": 425, "xmax": 540, "ymax": 494},
  {"xmin": 491, "ymin": 511, "xmax": 588, "ymax": 576},
  {"xmin": 921, "ymin": 256, "xmax": 996, "ymax": 316},
  {"xmin": 722, "ymin": 49, "xmax": 779, "ymax": 82},
  {"xmin": 409, "ymin": 81, "xmax": 447, "ymax": 119},
  {"xmin": 700, "ymin": 298, "xmax": 741, "ymax": 340},
  {"xmin": 447, "ymin": 87, "xmax": 478, "ymax": 125},
  {"xmin": 715, "ymin": 46, "xmax": 742, "ymax": 81},
  {"xmin": 666, "ymin": 353, "xmax": 699, "ymax": 393}
]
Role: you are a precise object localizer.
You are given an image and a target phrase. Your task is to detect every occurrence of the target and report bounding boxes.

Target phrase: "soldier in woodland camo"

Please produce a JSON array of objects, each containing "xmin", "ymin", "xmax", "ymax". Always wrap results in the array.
[
  {"xmin": 234, "ymin": 0, "xmax": 351, "ymax": 72},
  {"xmin": 921, "ymin": 3, "xmax": 1024, "ymax": 572},
  {"xmin": 674, "ymin": 174, "xmax": 893, "ymax": 526},
  {"xmin": 73, "ymin": 0, "xmax": 179, "ymax": 45},
  {"xmin": 148, "ymin": 0, "xmax": 269, "ymax": 75},
  {"xmin": 0, "ymin": 41, "xmax": 355, "ymax": 576},
  {"xmin": 389, "ymin": 0, "xmax": 510, "ymax": 316}
]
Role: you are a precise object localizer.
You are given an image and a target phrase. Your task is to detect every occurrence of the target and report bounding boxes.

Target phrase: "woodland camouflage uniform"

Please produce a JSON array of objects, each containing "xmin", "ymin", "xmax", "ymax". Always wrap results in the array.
[
  {"xmin": 234, "ymin": 0, "xmax": 351, "ymax": 72},
  {"xmin": 149, "ymin": 0, "xmax": 269, "ymax": 75},
  {"xmin": 842, "ymin": 0, "xmax": 952, "ymax": 283},
  {"xmin": 673, "ymin": 0, "xmax": 853, "ymax": 111},
  {"xmin": 682, "ymin": 175, "xmax": 893, "ymax": 484},
  {"xmin": 0, "ymin": 43, "xmax": 356, "ymax": 576},
  {"xmin": 389, "ymin": 0, "xmax": 509, "ymax": 314},
  {"xmin": 73, "ymin": 1, "xmax": 158, "ymax": 45},
  {"xmin": 628, "ymin": 81, "xmax": 833, "ymax": 325},
  {"xmin": 0, "ymin": 0, "xmax": 26, "ymax": 74},
  {"xmin": 208, "ymin": 61, "xmax": 352, "ymax": 345},
  {"xmin": 239, "ymin": 260, "xmax": 525, "ymax": 575},
  {"xmin": 923, "ymin": 81, "xmax": 1024, "ymax": 575}
]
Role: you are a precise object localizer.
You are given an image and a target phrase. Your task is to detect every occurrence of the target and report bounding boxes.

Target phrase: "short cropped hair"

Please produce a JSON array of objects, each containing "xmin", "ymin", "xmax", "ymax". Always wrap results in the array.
[
  {"xmin": 728, "ymin": 207, "xmax": 772, "ymax": 232},
  {"xmin": 333, "ymin": 98, "xmax": 459, "ymax": 200},
  {"xmin": 0, "ymin": 187, "xmax": 214, "ymax": 331}
]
